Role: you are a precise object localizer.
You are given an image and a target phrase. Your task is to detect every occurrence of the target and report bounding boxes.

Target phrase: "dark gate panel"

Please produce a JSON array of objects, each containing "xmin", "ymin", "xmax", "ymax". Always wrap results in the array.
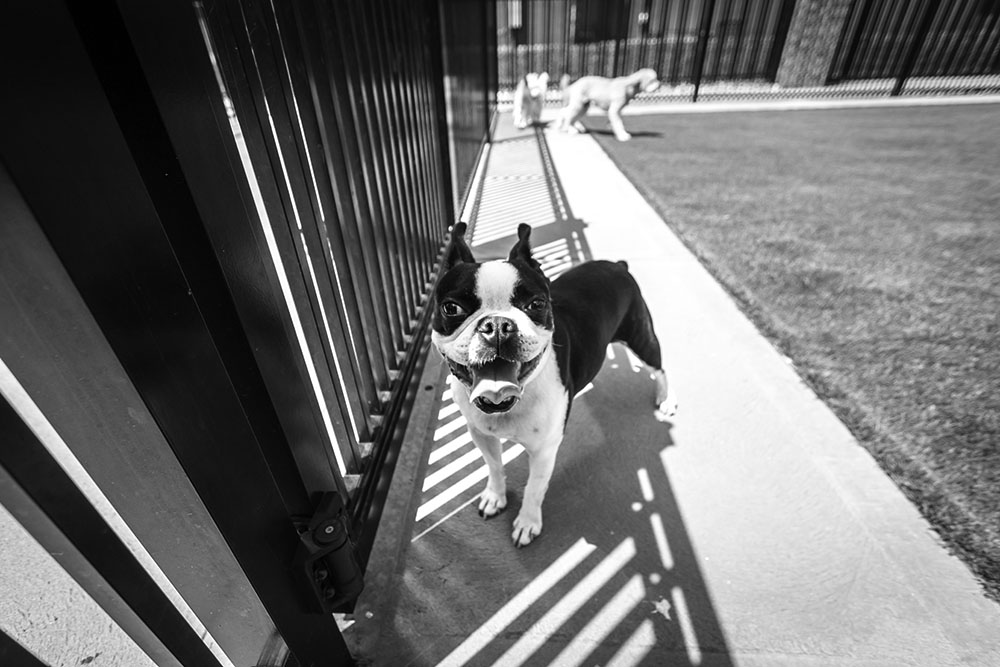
[
  {"xmin": 440, "ymin": 0, "xmax": 499, "ymax": 211},
  {"xmin": 496, "ymin": 0, "xmax": 796, "ymax": 89},
  {"xmin": 1, "ymin": 0, "xmax": 494, "ymax": 664},
  {"xmin": 829, "ymin": 0, "xmax": 1000, "ymax": 83}
]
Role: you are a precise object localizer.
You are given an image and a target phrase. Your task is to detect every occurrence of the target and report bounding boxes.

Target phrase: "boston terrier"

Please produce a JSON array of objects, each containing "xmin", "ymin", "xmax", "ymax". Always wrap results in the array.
[{"xmin": 431, "ymin": 223, "xmax": 677, "ymax": 546}]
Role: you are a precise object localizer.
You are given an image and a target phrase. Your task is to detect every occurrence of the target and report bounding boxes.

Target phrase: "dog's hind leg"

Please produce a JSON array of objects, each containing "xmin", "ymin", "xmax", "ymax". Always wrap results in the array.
[
  {"xmin": 616, "ymin": 292, "xmax": 678, "ymax": 419},
  {"xmin": 468, "ymin": 425, "xmax": 508, "ymax": 517}
]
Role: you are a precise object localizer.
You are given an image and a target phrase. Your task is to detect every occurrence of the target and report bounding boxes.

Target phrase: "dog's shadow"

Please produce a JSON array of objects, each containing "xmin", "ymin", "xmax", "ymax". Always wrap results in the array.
[{"xmin": 586, "ymin": 127, "xmax": 663, "ymax": 139}]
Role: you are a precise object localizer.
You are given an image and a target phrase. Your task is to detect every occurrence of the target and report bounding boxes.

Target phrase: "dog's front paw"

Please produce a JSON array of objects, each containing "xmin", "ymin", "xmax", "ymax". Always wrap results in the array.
[
  {"xmin": 655, "ymin": 397, "xmax": 677, "ymax": 422},
  {"xmin": 615, "ymin": 132, "xmax": 632, "ymax": 142},
  {"xmin": 511, "ymin": 511, "xmax": 542, "ymax": 547},
  {"xmin": 478, "ymin": 488, "xmax": 507, "ymax": 518}
]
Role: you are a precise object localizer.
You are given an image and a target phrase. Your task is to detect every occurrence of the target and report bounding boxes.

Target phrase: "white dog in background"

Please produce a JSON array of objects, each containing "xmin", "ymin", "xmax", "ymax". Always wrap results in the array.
[
  {"xmin": 513, "ymin": 72, "xmax": 549, "ymax": 129},
  {"xmin": 557, "ymin": 68, "xmax": 661, "ymax": 141}
]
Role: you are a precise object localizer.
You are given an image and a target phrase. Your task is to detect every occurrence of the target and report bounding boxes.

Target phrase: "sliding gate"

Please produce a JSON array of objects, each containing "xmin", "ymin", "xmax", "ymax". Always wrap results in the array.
[{"xmin": 0, "ymin": 0, "xmax": 494, "ymax": 665}]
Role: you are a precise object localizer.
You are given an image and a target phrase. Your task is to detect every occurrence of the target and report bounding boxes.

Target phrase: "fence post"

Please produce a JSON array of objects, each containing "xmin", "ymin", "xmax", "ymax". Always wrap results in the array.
[
  {"xmin": 892, "ymin": 0, "xmax": 941, "ymax": 96},
  {"xmin": 692, "ymin": 0, "xmax": 717, "ymax": 102}
]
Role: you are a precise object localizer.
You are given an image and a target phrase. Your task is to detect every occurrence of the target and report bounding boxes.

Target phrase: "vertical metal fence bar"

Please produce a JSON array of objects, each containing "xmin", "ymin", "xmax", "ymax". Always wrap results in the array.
[
  {"xmin": 672, "ymin": 0, "xmax": 692, "ymax": 84},
  {"xmin": 955, "ymin": 0, "xmax": 995, "ymax": 74},
  {"xmin": 985, "ymin": 14, "xmax": 1000, "ymax": 72},
  {"xmin": 298, "ymin": 0, "xmax": 396, "ymax": 396},
  {"xmin": 408, "ymin": 0, "xmax": 446, "ymax": 268},
  {"xmin": 744, "ymin": 0, "xmax": 770, "ymax": 79},
  {"xmin": 874, "ymin": 0, "xmax": 902, "ymax": 77},
  {"xmin": 392, "ymin": 0, "xmax": 430, "ymax": 330},
  {"xmin": 652, "ymin": 0, "xmax": 671, "ymax": 79},
  {"xmin": 334, "ymin": 6, "xmax": 410, "ymax": 362},
  {"xmin": 285, "ymin": 0, "xmax": 383, "ymax": 422},
  {"xmin": 229, "ymin": 0, "xmax": 365, "ymax": 471},
  {"xmin": 764, "ymin": 0, "xmax": 795, "ymax": 81},
  {"xmin": 881, "ymin": 0, "xmax": 915, "ymax": 76},
  {"xmin": 389, "ymin": 0, "xmax": 442, "ymax": 265},
  {"xmin": 347, "ymin": 0, "xmax": 418, "ymax": 335},
  {"xmin": 562, "ymin": 0, "xmax": 571, "ymax": 79},
  {"xmin": 832, "ymin": 0, "xmax": 872, "ymax": 82},
  {"xmin": 527, "ymin": 0, "xmax": 535, "ymax": 74},
  {"xmin": 854, "ymin": 0, "xmax": 881, "ymax": 78},
  {"xmin": 3, "ymin": 1, "xmax": 358, "ymax": 655},
  {"xmin": 854, "ymin": 0, "xmax": 882, "ymax": 77},
  {"xmin": 926, "ymin": 0, "xmax": 960, "ymax": 75},
  {"xmin": 360, "ymin": 0, "xmax": 422, "ymax": 335},
  {"xmin": 871, "ymin": 0, "xmax": 901, "ymax": 76},
  {"xmin": 540, "ymin": 0, "xmax": 556, "ymax": 76},
  {"xmin": 267, "ymin": 0, "xmax": 379, "ymax": 448},
  {"xmin": 726, "ymin": 0, "xmax": 750, "ymax": 78},
  {"xmin": 972, "ymin": 7, "xmax": 1000, "ymax": 73},
  {"xmin": 374, "ymin": 0, "xmax": 425, "ymax": 280},
  {"xmin": 416, "ymin": 0, "xmax": 451, "ymax": 235},
  {"xmin": 0, "ymin": 404, "xmax": 221, "ymax": 667},
  {"xmin": 893, "ymin": 0, "xmax": 941, "ymax": 95},
  {"xmin": 940, "ymin": 0, "xmax": 978, "ymax": 75},
  {"xmin": 613, "ymin": 0, "xmax": 627, "ymax": 76},
  {"xmin": 318, "ymin": 2, "xmax": 403, "ymax": 386},
  {"xmin": 354, "ymin": 0, "xmax": 417, "ymax": 334},
  {"xmin": 692, "ymin": 0, "xmax": 717, "ymax": 100},
  {"xmin": 708, "ymin": 0, "xmax": 732, "ymax": 80},
  {"xmin": 637, "ymin": 0, "xmax": 649, "ymax": 73},
  {"xmin": 412, "ymin": 0, "xmax": 449, "ymax": 263}
]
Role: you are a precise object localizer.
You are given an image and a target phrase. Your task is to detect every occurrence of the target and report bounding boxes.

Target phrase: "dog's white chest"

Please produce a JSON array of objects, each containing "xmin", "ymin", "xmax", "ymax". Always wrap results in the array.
[{"xmin": 449, "ymin": 353, "xmax": 567, "ymax": 449}]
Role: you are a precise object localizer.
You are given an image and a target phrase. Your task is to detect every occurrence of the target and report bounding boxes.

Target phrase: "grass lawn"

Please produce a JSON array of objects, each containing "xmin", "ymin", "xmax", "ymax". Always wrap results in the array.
[{"xmin": 589, "ymin": 103, "xmax": 1000, "ymax": 601}]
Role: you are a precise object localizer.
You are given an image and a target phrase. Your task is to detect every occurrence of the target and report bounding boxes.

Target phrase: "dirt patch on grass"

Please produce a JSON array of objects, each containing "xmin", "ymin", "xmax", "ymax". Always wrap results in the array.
[{"xmin": 590, "ymin": 103, "xmax": 1000, "ymax": 602}]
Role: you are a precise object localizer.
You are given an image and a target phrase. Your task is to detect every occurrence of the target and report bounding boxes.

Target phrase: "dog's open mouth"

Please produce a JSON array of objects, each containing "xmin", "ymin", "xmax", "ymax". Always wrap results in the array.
[{"xmin": 446, "ymin": 353, "xmax": 543, "ymax": 414}]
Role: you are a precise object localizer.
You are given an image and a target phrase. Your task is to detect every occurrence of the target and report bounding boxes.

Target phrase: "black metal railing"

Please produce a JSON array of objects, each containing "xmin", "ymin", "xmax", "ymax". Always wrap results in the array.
[
  {"xmin": 830, "ymin": 0, "xmax": 1000, "ymax": 92},
  {"xmin": 497, "ymin": 0, "xmax": 1000, "ymax": 101},
  {"xmin": 0, "ymin": 0, "xmax": 494, "ymax": 664},
  {"xmin": 497, "ymin": 0, "xmax": 796, "ymax": 96},
  {"xmin": 196, "ymin": 0, "xmax": 462, "ymax": 564}
]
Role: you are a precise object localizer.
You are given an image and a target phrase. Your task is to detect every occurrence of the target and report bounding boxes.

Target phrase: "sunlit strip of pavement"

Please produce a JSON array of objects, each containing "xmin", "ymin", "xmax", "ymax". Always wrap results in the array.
[
  {"xmin": 414, "ymin": 444, "xmax": 524, "ymax": 522},
  {"xmin": 437, "ymin": 401, "xmax": 460, "ymax": 420},
  {"xmin": 494, "ymin": 538, "xmax": 638, "ymax": 667},
  {"xmin": 427, "ymin": 430, "xmax": 473, "ymax": 465},
  {"xmin": 433, "ymin": 414, "xmax": 467, "ymax": 441},
  {"xmin": 548, "ymin": 574, "xmax": 647, "ymax": 667},
  {"xmin": 604, "ymin": 620, "xmax": 656, "ymax": 667},
  {"xmin": 436, "ymin": 538, "xmax": 597, "ymax": 667},
  {"xmin": 671, "ymin": 586, "xmax": 702, "ymax": 665},
  {"xmin": 422, "ymin": 446, "xmax": 492, "ymax": 492}
]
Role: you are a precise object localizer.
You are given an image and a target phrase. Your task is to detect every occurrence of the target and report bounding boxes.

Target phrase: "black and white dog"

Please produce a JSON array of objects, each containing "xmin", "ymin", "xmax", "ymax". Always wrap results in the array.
[{"xmin": 431, "ymin": 223, "xmax": 677, "ymax": 546}]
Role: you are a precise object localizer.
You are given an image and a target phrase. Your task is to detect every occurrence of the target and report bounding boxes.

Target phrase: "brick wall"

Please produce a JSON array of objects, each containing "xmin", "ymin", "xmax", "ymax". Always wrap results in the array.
[{"xmin": 776, "ymin": 0, "xmax": 854, "ymax": 87}]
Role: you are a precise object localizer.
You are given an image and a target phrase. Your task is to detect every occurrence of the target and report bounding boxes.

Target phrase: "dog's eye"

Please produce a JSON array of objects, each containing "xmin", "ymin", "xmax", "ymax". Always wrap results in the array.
[
  {"xmin": 527, "ymin": 298, "xmax": 547, "ymax": 311},
  {"xmin": 440, "ymin": 301, "xmax": 466, "ymax": 317}
]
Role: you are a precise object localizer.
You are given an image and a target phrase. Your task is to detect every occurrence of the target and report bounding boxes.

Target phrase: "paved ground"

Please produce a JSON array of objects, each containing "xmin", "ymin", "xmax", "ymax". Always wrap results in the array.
[{"xmin": 345, "ymin": 111, "xmax": 1000, "ymax": 666}]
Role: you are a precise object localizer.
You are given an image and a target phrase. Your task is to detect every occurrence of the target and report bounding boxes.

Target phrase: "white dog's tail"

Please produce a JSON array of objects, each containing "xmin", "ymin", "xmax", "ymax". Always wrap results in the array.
[{"xmin": 559, "ymin": 73, "xmax": 571, "ymax": 91}]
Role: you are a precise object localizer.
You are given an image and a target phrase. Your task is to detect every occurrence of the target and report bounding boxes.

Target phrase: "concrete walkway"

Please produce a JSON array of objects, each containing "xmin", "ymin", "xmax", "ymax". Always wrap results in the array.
[{"xmin": 345, "ymin": 112, "xmax": 1000, "ymax": 666}]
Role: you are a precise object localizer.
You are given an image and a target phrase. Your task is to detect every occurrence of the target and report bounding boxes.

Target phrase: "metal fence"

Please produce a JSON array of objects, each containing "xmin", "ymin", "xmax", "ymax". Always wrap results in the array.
[
  {"xmin": 497, "ymin": 0, "xmax": 1000, "ymax": 101},
  {"xmin": 497, "ymin": 0, "xmax": 797, "ymax": 96},
  {"xmin": 830, "ymin": 0, "xmax": 1000, "ymax": 91},
  {"xmin": 0, "ymin": 0, "xmax": 493, "ymax": 664}
]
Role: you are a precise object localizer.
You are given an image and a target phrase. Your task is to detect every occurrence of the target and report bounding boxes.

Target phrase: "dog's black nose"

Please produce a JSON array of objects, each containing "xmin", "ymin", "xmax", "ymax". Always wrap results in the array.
[{"xmin": 476, "ymin": 315, "xmax": 517, "ymax": 347}]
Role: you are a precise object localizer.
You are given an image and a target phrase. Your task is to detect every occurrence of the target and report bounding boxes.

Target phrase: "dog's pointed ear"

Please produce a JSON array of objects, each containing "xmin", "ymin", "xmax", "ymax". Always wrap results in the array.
[
  {"xmin": 444, "ymin": 222, "xmax": 475, "ymax": 269},
  {"xmin": 507, "ymin": 224, "xmax": 538, "ymax": 267}
]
